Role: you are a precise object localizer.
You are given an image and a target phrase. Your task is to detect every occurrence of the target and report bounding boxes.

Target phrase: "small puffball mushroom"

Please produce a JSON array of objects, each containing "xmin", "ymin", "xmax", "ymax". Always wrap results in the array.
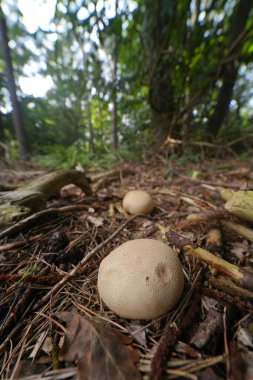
[
  {"xmin": 97, "ymin": 239, "xmax": 184, "ymax": 320},
  {"xmin": 122, "ymin": 190, "xmax": 154, "ymax": 215}
]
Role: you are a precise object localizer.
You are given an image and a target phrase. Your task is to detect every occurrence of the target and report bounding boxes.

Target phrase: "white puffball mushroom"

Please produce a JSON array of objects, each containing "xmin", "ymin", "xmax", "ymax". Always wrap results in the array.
[
  {"xmin": 97, "ymin": 239, "xmax": 184, "ymax": 320},
  {"xmin": 122, "ymin": 190, "xmax": 154, "ymax": 215}
]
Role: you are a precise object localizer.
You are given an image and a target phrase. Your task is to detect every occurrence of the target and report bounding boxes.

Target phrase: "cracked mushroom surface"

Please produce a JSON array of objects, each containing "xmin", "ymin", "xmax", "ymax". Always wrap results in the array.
[
  {"xmin": 122, "ymin": 190, "xmax": 154, "ymax": 214},
  {"xmin": 97, "ymin": 239, "xmax": 184, "ymax": 320}
]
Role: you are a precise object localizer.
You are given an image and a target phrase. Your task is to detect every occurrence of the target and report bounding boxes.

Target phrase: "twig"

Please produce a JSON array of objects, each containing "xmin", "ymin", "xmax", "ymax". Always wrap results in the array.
[
  {"xmin": 0, "ymin": 234, "xmax": 41, "ymax": 251},
  {"xmin": 32, "ymin": 215, "xmax": 140, "ymax": 311},
  {"xmin": 186, "ymin": 210, "xmax": 227, "ymax": 223},
  {"xmin": 208, "ymin": 276, "xmax": 253, "ymax": 301},
  {"xmin": 221, "ymin": 219, "xmax": 253, "ymax": 243},
  {"xmin": 201, "ymin": 287, "xmax": 253, "ymax": 312}
]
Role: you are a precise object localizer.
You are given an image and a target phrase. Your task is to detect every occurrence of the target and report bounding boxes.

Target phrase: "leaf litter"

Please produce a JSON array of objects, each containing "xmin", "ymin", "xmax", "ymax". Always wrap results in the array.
[{"xmin": 0, "ymin": 156, "xmax": 253, "ymax": 380}]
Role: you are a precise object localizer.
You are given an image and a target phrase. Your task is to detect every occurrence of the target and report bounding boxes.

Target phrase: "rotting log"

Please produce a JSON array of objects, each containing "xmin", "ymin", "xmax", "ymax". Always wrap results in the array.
[{"xmin": 0, "ymin": 169, "xmax": 92, "ymax": 228}]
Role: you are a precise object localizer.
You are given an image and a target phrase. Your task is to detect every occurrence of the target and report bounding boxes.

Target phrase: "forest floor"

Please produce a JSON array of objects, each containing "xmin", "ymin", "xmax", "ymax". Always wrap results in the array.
[{"xmin": 0, "ymin": 154, "xmax": 253, "ymax": 380}]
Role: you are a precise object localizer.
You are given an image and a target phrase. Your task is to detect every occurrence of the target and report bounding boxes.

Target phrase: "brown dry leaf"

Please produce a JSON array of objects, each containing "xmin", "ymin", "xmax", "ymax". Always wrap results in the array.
[
  {"xmin": 175, "ymin": 340, "xmax": 201, "ymax": 358},
  {"xmin": 58, "ymin": 312, "xmax": 142, "ymax": 380},
  {"xmin": 230, "ymin": 240, "xmax": 249, "ymax": 261},
  {"xmin": 236, "ymin": 326, "xmax": 253, "ymax": 349},
  {"xmin": 190, "ymin": 307, "xmax": 223, "ymax": 349}
]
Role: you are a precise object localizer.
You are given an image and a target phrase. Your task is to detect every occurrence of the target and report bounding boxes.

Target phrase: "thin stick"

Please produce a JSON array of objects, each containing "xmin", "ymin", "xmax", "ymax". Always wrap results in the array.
[
  {"xmin": 0, "ymin": 234, "xmax": 41, "ymax": 251},
  {"xmin": 223, "ymin": 307, "xmax": 230, "ymax": 378},
  {"xmin": 32, "ymin": 215, "xmax": 139, "ymax": 311},
  {"xmin": 221, "ymin": 219, "xmax": 253, "ymax": 243}
]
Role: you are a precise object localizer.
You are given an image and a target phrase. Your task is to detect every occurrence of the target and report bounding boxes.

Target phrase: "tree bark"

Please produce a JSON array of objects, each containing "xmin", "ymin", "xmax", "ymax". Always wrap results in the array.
[
  {"xmin": 0, "ymin": 6, "xmax": 29, "ymax": 161},
  {"xmin": 206, "ymin": 0, "xmax": 253, "ymax": 138},
  {"xmin": 143, "ymin": 0, "xmax": 177, "ymax": 146},
  {"xmin": 111, "ymin": 0, "xmax": 119, "ymax": 150},
  {"xmin": 87, "ymin": 100, "xmax": 95, "ymax": 154},
  {"xmin": 0, "ymin": 112, "xmax": 5, "ymax": 159}
]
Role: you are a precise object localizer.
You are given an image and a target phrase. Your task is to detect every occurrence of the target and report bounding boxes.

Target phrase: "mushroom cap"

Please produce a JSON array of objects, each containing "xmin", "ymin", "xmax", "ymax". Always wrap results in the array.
[
  {"xmin": 97, "ymin": 239, "xmax": 184, "ymax": 320},
  {"xmin": 122, "ymin": 190, "xmax": 154, "ymax": 215}
]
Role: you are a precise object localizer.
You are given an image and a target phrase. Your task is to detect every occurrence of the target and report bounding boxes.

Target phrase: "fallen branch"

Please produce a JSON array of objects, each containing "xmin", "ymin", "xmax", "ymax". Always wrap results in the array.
[
  {"xmin": 221, "ymin": 220, "xmax": 253, "ymax": 243},
  {"xmin": 166, "ymin": 230, "xmax": 253, "ymax": 291},
  {"xmin": 0, "ymin": 169, "xmax": 92, "ymax": 228},
  {"xmin": 223, "ymin": 190, "xmax": 253, "ymax": 222}
]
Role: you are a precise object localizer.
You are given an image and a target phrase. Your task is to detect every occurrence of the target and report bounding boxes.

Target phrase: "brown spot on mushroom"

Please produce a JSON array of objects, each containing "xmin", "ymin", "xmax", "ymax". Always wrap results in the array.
[{"xmin": 155, "ymin": 263, "xmax": 172, "ymax": 283}]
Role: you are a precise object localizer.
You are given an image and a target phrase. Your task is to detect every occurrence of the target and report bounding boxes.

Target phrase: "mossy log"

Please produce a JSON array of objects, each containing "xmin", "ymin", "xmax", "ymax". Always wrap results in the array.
[
  {"xmin": 0, "ymin": 170, "xmax": 92, "ymax": 227},
  {"xmin": 223, "ymin": 190, "xmax": 253, "ymax": 222}
]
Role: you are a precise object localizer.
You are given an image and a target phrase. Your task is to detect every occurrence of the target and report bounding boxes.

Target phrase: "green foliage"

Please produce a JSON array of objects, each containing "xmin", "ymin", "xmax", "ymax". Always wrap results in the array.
[{"xmin": 0, "ymin": 0, "xmax": 252, "ymax": 163}]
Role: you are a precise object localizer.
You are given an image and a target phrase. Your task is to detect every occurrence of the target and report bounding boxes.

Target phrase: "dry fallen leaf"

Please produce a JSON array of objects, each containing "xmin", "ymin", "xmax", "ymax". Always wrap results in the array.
[
  {"xmin": 57, "ymin": 312, "xmax": 141, "ymax": 380},
  {"xmin": 190, "ymin": 307, "xmax": 223, "ymax": 349},
  {"xmin": 236, "ymin": 326, "xmax": 253, "ymax": 349}
]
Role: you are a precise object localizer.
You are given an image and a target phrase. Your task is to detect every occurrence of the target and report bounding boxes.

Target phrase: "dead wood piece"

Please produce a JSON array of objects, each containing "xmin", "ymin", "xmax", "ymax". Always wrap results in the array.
[
  {"xmin": 206, "ymin": 228, "xmax": 222, "ymax": 254},
  {"xmin": 166, "ymin": 230, "xmax": 253, "ymax": 292},
  {"xmin": 224, "ymin": 190, "xmax": 253, "ymax": 222},
  {"xmin": 186, "ymin": 210, "xmax": 227, "ymax": 223},
  {"xmin": 208, "ymin": 275, "xmax": 253, "ymax": 301},
  {"xmin": 90, "ymin": 168, "xmax": 134, "ymax": 191},
  {"xmin": 205, "ymin": 227, "xmax": 223, "ymax": 275},
  {"xmin": 0, "ymin": 170, "xmax": 92, "ymax": 228},
  {"xmin": 20, "ymin": 169, "xmax": 92, "ymax": 197},
  {"xmin": 90, "ymin": 168, "xmax": 121, "ymax": 182},
  {"xmin": 221, "ymin": 219, "xmax": 253, "ymax": 243},
  {"xmin": 201, "ymin": 286, "xmax": 253, "ymax": 312}
]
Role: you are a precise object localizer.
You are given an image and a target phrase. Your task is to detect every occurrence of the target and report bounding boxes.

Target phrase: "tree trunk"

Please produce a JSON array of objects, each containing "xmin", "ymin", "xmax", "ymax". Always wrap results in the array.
[
  {"xmin": 206, "ymin": 63, "xmax": 238, "ymax": 138},
  {"xmin": 87, "ymin": 100, "xmax": 95, "ymax": 154},
  {"xmin": 0, "ymin": 6, "xmax": 29, "ymax": 161},
  {"xmin": 206, "ymin": 0, "xmax": 253, "ymax": 138},
  {"xmin": 143, "ymin": 0, "xmax": 177, "ymax": 146},
  {"xmin": 0, "ymin": 112, "xmax": 5, "ymax": 159},
  {"xmin": 111, "ymin": 0, "xmax": 119, "ymax": 150}
]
